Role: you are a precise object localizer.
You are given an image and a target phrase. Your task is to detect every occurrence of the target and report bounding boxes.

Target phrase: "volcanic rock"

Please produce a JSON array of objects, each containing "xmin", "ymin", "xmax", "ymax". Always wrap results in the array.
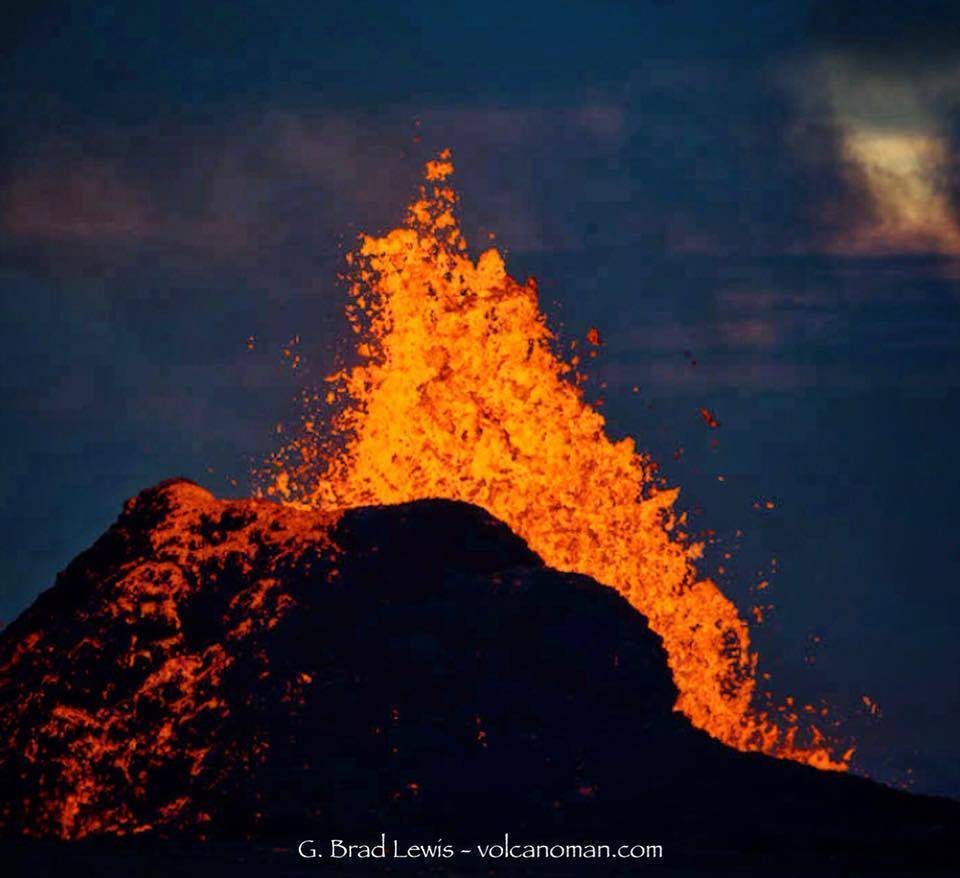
[{"xmin": 0, "ymin": 479, "xmax": 957, "ymax": 875}]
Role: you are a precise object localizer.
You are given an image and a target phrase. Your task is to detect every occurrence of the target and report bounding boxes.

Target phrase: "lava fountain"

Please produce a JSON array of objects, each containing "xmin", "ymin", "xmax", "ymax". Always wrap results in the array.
[{"xmin": 261, "ymin": 150, "xmax": 851, "ymax": 771}]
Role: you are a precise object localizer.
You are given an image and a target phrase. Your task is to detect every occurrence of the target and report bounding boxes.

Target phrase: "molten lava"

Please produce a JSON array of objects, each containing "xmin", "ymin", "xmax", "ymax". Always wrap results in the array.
[
  {"xmin": 0, "ymin": 482, "xmax": 339, "ymax": 839},
  {"xmin": 262, "ymin": 150, "xmax": 850, "ymax": 771}
]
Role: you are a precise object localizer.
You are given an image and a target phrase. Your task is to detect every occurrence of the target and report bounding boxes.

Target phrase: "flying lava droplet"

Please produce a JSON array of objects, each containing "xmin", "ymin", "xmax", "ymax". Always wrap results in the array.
[
  {"xmin": 260, "ymin": 150, "xmax": 850, "ymax": 771},
  {"xmin": 699, "ymin": 407, "xmax": 721, "ymax": 429}
]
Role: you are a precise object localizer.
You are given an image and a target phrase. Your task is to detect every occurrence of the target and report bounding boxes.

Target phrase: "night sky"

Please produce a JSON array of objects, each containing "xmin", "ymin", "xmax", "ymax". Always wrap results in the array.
[{"xmin": 2, "ymin": 1, "xmax": 959, "ymax": 797}]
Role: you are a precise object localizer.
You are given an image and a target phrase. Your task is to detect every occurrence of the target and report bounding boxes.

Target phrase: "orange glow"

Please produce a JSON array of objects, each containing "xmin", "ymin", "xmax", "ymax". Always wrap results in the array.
[
  {"xmin": 262, "ymin": 152, "xmax": 850, "ymax": 771},
  {"xmin": 840, "ymin": 130, "xmax": 960, "ymax": 255},
  {"xmin": 0, "ymin": 482, "xmax": 338, "ymax": 839}
]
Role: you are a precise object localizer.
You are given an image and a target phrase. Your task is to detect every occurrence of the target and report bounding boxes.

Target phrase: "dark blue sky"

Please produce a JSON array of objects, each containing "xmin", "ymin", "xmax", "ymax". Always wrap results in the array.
[{"xmin": 2, "ymin": 1, "xmax": 960, "ymax": 796}]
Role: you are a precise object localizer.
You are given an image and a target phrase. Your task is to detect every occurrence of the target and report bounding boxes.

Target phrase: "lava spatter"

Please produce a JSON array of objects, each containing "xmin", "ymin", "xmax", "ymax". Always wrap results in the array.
[
  {"xmin": 262, "ymin": 150, "xmax": 850, "ymax": 771},
  {"xmin": 0, "ymin": 481, "xmax": 338, "ymax": 839}
]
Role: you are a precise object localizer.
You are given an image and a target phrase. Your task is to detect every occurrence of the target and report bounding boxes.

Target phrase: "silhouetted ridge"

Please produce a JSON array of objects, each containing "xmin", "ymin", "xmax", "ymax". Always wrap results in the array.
[{"xmin": 0, "ymin": 481, "xmax": 956, "ymax": 875}]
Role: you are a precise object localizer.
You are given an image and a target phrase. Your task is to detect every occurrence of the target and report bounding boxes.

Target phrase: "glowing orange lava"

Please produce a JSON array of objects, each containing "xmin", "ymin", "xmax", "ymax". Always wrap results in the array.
[{"xmin": 262, "ymin": 150, "xmax": 851, "ymax": 771}]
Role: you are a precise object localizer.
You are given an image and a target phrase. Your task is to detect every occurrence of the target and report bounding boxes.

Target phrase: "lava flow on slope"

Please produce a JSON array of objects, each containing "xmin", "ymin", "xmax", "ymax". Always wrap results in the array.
[{"xmin": 260, "ymin": 150, "xmax": 851, "ymax": 771}]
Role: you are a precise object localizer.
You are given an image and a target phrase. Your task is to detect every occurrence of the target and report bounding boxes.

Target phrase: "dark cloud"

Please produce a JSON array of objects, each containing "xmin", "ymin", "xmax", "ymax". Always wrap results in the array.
[
  {"xmin": 0, "ymin": 80, "xmax": 863, "ymax": 275},
  {"xmin": 808, "ymin": 0, "xmax": 960, "ymax": 69}
]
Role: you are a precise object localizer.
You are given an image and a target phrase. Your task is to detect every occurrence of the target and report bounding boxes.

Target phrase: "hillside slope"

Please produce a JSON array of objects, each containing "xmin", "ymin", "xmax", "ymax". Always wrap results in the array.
[{"xmin": 0, "ymin": 480, "xmax": 956, "ymax": 874}]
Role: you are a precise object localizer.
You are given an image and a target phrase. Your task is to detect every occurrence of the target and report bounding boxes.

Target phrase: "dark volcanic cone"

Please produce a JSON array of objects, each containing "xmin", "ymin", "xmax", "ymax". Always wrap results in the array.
[{"xmin": 0, "ymin": 480, "xmax": 957, "ymax": 875}]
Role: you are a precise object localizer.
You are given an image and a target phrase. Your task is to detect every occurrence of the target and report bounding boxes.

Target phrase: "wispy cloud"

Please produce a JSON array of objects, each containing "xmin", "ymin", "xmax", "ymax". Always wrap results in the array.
[
  {"xmin": 1, "ymin": 103, "xmax": 629, "ymax": 261},
  {"xmin": 797, "ymin": 42, "xmax": 960, "ymax": 256},
  {"xmin": 4, "ymin": 161, "xmax": 154, "ymax": 243}
]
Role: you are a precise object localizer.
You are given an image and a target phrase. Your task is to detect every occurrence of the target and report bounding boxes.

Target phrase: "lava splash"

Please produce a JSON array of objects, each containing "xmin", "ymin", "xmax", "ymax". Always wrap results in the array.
[{"xmin": 261, "ymin": 150, "xmax": 851, "ymax": 771}]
